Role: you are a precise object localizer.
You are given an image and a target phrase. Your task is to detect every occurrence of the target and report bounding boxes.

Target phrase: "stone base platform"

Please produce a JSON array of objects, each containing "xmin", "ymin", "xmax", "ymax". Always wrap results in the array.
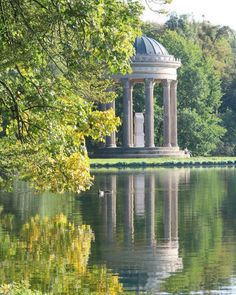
[{"xmin": 91, "ymin": 147, "xmax": 190, "ymax": 158}]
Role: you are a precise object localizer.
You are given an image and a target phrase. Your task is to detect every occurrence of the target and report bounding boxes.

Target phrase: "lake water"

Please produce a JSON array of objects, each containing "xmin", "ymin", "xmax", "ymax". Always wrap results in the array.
[{"xmin": 1, "ymin": 168, "xmax": 236, "ymax": 294}]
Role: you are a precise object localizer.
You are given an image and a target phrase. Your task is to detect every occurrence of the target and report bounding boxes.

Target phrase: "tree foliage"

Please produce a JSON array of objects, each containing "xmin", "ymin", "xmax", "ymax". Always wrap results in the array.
[
  {"xmin": 144, "ymin": 0, "xmax": 173, "ymax": 14},
  {"xmin": 0, "ymin": 0, "xmax": 142, "ymax": 191}
]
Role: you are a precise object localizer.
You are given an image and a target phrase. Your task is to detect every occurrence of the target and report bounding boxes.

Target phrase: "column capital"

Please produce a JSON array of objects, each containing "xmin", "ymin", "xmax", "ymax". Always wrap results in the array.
[
  {"xmin": 162, "ymin": 79, "xmax": 171, "ymax": 88},
  {"xmin": 171, "ymin": 80, "xmax": 178, "ymax": 88},
  {"xmin": 105, "ymin": 101, "xmax": 113, "ymax": 110},
  {"xmin": 100, "ymin": 103, "xmax": 106, "ymax": 112},
  {"xmin": 145, "ymin": 78, "xmax": 155, "ymax": 88},
  {"xmin": 145, "ymin": 77, "xmax": 155, "ymax": 83},
  {"xmin": 121, "ymin": 78, "xmax": 133, "ymax": 90}
]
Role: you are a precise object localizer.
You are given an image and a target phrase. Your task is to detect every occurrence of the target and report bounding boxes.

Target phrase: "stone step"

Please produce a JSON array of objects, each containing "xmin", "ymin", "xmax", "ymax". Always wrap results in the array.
[
  {"xmin": 94, "ymin": 147, "xmax": 180, "ymax": 153},
  {"xmin": 91, "ymin": 147, "xmax": 189, "ymax": 158},
  {"xmin": 93, "ymin": 153, "xmax": 187, "ymax": 159}
]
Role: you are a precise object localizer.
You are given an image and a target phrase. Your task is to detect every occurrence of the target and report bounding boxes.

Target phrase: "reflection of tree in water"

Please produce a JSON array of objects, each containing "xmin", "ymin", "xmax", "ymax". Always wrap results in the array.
[
  {"xmin": 220, "ymin": 169, "xmax": 236, "ymax": 285},
  {"xmin": 0, "ymin": 181, "xmax": 77, "ymax": 228},
  {"xmin": 161, "ymin": 169, "xmax": 234, "ymax": 294},
  {"xmin": 0, "ymin": 214, "xmax": 123, "ymax": 294}
]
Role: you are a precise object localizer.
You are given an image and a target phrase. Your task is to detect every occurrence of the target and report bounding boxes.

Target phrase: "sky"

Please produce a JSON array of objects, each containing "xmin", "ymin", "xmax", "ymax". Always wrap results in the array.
[{"xmin": 141, "ymin": 0, "xmax": 236, "ymax": 31}]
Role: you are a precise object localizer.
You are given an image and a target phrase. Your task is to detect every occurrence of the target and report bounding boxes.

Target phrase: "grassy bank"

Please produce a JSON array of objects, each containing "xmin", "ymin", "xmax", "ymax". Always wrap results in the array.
[{"xmin": 90, "ymin": 157, "xmax": 236, "ymax": 169}]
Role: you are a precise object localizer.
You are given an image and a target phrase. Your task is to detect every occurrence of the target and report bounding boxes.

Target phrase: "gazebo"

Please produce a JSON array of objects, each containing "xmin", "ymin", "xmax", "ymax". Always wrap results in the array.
[{"xmin": 95, "ymin": 35, "xmax": 188, "ymax": 158}]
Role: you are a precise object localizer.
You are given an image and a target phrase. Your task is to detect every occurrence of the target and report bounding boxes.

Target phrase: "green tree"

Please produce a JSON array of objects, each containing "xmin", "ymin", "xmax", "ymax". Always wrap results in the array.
[
  {"xmin": 0, "ymin": 0, "xmax": 142, "ymax": 191},
  {"xmin": 164, "ymin": 14, "xmax": 235, "ymax": 79}
]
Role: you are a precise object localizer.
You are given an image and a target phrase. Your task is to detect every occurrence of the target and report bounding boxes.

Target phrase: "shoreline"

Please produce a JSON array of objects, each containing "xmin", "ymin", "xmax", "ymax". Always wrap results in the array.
[{"xmin": 90, "ymin": 157, "xmax": 236, "ymax": 169}]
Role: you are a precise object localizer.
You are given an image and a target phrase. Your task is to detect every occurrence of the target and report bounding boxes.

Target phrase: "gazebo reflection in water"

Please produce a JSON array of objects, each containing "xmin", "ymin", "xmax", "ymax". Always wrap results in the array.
[{"xmin": 92, "ymin": 169, "xmax": 190, "ymax": 293}]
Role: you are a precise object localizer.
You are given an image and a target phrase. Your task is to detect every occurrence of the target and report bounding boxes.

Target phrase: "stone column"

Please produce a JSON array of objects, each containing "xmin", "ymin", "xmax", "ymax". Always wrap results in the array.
[
  {"xmin": 99, "ymin": 104, "xmax": 107, "ymax": 148},
  {"xmin": 145, "ymin": 174, "xmax": 156, "ymax": 247},
  {"xmin": 130, "ymin": 86, "xmax": 134, "ymax": 147},
  {"xmin": 145, "ymin": 78, "xmax": 155, "ymax": 148},
  {"xmin": 163, "ymin": 79, "xmax": 171, "ymax": 147},
  {"xmin": 171, "ymin": 172, "xmax": 179, "ymax": 241},
  {"xmin": 122, "ymin": 79, "xmax": 133, "ymax": 148},
  {"xmin": 163, "ymin": 173, "xmax": 171, "ymax": 240},
  {"xmin": 170, "ymin": 80, "xmax": 178, "ymax": 147},
  {"xmin": 106, "ymin": 100, "xmax": 117, "ymax": 148},
  {"xmin": 124, "ymin": 175, "xmax": 134, "ymax": 246},
  {"xmin": 101, "ymin": 191, "xmax": 108, "ymax": 241},
  {"xmin": 107, "ymin": 175, "xmax": 117, "ymax": 244}
]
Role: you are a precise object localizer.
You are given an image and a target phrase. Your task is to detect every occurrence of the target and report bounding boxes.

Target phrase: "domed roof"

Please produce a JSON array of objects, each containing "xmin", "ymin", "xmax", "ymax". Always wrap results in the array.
[{"xmin": 134, "ymin": 35, "xmax": 169, "ymax": 56}]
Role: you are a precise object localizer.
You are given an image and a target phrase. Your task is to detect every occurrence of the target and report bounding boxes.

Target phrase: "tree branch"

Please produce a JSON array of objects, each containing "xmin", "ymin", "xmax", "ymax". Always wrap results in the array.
[
  {"xmin": 32, "ymin": 0, "xmax": 48, "ymax": 10},
  {"xmin": 0, "ymin": 79, "xmax": 23, "ymax": 142}
]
